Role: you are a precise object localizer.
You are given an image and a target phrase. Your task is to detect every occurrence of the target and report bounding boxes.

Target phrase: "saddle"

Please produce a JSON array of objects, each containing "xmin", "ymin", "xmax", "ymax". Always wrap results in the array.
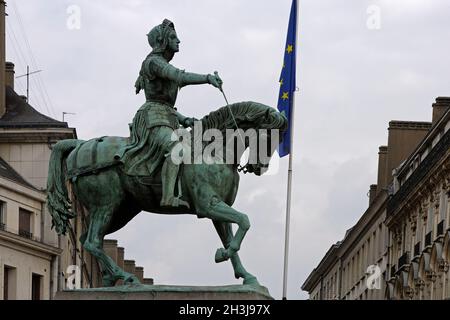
[
  {"xmin": 66, "ymin": 136, "xmax": 183, "ymax": 195},
  {"xmin": 66, "ymin": 136, "xmax": 122, "ymax": 182}
]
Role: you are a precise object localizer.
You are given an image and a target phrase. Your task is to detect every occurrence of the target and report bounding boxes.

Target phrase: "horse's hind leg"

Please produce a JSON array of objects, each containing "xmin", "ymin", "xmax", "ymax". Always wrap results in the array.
[
  {"xmin": 213, "ymin": 220, "xmax": 259, "ymax": 285},
  {"xmin": 83, "ymin": 206, "xmax": 140, "ymax": 286}
]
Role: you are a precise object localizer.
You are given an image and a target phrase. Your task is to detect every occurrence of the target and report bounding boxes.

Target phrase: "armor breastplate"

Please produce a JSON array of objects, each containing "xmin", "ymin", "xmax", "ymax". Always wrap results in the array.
[{"xmin": 142, "ymin": 56, "xmax": 179, "ymax": 107}]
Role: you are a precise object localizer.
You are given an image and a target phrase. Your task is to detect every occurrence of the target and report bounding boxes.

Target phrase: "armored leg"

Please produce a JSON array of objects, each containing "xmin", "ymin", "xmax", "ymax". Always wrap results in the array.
[{"xmin": 160, "ymin": 152, "xmax": 190, "ymax": 208}]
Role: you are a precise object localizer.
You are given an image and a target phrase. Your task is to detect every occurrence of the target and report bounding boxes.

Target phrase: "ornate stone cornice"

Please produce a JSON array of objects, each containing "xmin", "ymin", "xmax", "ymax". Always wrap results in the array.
[
  {"xmin": 439, "ymin": 260, "xmax": 449, "ymax": 273},
  {"xmin": 0, "ymin": 127, "xmax": 76, "ymax": 144},
  {"xmin": 421, "ymin": 198, "xmax": 429, "ymax": 222},
  {"xmin": 387, "ymin": 128, "xmax": 450, "ymax": 219},
  {"xmin": 409, "ymin": 211, "xmax": 418, "ymax": 233},
  {"xmin": 394, "ymin": 227, "xmax": 403, "ymax": 246}
]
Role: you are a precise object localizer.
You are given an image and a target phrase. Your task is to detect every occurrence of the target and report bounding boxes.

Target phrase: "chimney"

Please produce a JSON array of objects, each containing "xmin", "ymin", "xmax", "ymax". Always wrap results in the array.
[
  {"xmin": 376, "ymin": 146, "xmax": 388, "ymax": 194},
  {"xmin": 386, "ymin": 121, "xmax": 431, "ymax": 183},
  {"xmin": 369, "ymin": 184, "xmax": 377, "ymax": 205},
  {"xmin": 135, "ymin": 266, "xmax": 144, "ymax": 282},
  {"xmin": 143, "ymin": 278, "xmax": 154, "ymax": 285},
  {"xmin": 124, "ymin": 260, "xmax": 136, "ymax": 275},
  {"xmin": 0, "ymin": 1, "xmax": 6, "ymax": 118},
  {"xmin": 432, "ymin": 97, "xmax": 450, "ymax": 125},
  {"xmin": 5, "ymin": 61, "xmax": 14, "ymax": 89},
  {"xmin": 117, "ymin": 247, "xmax": 125, "ymax": 269}
]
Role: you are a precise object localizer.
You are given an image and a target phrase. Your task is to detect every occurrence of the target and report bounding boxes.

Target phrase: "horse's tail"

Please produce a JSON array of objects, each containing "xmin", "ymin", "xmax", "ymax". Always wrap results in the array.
[{"xmin": 47, "ymin": 139, "xmax": 82, "ymax": 235}]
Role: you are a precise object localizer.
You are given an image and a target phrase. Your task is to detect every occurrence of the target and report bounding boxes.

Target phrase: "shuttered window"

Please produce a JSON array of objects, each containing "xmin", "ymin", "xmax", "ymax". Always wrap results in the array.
[{"xmin": 19, "ymin": 208, "xmax": 32, "ymax": 238}]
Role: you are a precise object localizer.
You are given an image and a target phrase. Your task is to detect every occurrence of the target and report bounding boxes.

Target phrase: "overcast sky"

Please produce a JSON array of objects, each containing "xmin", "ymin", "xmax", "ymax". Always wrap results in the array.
[{"xmin": 7, "ymin": 0, "xmax": 450, "ymax": 299}]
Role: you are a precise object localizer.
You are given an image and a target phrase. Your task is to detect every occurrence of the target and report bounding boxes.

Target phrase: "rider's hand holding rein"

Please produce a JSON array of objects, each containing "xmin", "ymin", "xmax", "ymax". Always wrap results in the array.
[
  {"xmin": 207, "ymin": 72, "xmax": 223, "ymax": 90},
  {"xmin": 182, "ymin": 117, "xmax": 198, "ymax": 128}
]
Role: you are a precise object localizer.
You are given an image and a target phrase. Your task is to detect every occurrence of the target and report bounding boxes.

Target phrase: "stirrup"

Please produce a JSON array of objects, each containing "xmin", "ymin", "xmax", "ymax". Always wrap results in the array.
[{"xmin": 160, "ymin": 197, "xmax": 190, "ymax": 209}]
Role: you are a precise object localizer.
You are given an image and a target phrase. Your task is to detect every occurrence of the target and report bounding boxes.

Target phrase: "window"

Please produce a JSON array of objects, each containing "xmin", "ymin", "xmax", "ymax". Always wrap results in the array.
[
  {"xmin": 378, "ymin": 224, "xmax": 383, "ymax": 257},
  {"xmin": 31, "ymin": 274, "xmax": 43, "ymax": 300},
  {"xmin": 3, "ymin": 265, "xmax": 17, "ymax": 300},
  {"xmin": 0, "ymin": 201, "xmax": 5, "ymax": 230},
  {"xmin": 426, "ymin": 206, "xmax": 433, "ymax": 235},
  {"xmin": 19, "ymin": 208, "xmax": 32, "ymax": 239},
  {"xmin": 356, "ymin": 252, "xmax": 360, "ymax": 279},
  {"xmin": 3, "ymin": 266, "xmax": 7, "ymax": 300},
  {"xmin": 372, "ymin": 230, "xmax": 377, "ymax": 262},
  {"xmin": 362, "ymin": 244, "xmax": 366, "ymax": 272},
  {"xmin": 446, "ymin": 193, "xmax": 450, "ymax": 229}
]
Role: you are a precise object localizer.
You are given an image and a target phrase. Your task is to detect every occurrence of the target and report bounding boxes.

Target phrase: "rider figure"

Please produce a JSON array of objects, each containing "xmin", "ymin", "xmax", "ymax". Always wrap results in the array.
[{"xmin": 117, "ymin": 19, "xmax": 222, "ymax": 209}]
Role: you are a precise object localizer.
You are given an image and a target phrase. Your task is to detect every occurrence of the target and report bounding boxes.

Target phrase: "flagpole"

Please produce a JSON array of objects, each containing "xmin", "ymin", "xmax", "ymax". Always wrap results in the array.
[{"xmin": 282, "ymin": 0, "xmax": 298, "ymax": 300}]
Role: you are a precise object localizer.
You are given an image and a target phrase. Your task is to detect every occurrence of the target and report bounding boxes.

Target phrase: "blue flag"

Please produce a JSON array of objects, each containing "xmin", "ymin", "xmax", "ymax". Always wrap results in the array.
[{"xmin": 277, "ymin": 0, "xmax": 297, "ymax": 157}]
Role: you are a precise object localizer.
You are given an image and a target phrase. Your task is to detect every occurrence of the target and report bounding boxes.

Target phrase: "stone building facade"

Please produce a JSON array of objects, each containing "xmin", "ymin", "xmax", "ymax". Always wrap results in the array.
[
  {"xmin": 0, "ymin": 157, "xmax": 59, "ymax": 299},
  {"xmin": 302, "ymin": 97, "xmax": 450, "ymax": 300},
  {"xmin": 385, "ymin": 97, "xmax": 450, "ymax": 300},
  {"xmin": 302, "ymin": 189, "xmax": 389, "ymax": 300},
  {"xmin": 0, "ymin": 64, "xmax": 149, "ymax": 301},
  {"xmin": 0, "ymin": 57, "xmax": 100, "ymax": 299},
  {"xmin": 0, "ymin": 2, "xmax": 150, "ymax": 299}
]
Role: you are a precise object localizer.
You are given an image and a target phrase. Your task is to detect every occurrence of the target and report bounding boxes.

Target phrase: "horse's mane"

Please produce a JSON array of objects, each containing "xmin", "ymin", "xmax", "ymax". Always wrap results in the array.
[{"xmin": 200, "ymin": 101, "xmax": 286, "ymax": 132}]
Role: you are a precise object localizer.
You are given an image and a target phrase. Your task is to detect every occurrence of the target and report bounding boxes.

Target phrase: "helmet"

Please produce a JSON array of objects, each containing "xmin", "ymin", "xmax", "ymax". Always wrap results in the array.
[{"xmin": 147, "ymin": 19, "xmax": 176, "ymax": 53}]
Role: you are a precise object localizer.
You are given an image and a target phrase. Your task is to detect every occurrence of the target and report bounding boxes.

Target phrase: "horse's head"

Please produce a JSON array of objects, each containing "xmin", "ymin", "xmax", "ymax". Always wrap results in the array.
[
  {"xmin": 199, "ymin": 101, "xmax": 288, "ymax": 174},
  {"xmin": 238, "ymin": 121, "xmax": 285, "ymax": 176},
  {"xmin": 246, "ymin": 105, "xmax": 287, "ymax": 175}
]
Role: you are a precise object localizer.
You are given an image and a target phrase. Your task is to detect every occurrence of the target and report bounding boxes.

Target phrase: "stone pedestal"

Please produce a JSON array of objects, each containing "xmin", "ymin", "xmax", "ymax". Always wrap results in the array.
[{"xmin": 55, "ymin": 284, "xmax": 273, "ymax": 300}]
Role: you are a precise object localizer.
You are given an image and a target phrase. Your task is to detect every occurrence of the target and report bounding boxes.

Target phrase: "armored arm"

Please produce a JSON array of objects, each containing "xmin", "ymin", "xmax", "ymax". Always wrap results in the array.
[
  {"xmin": 151, "ymin": 58, "xmax": 222, "ymax": 89},
  {"xmin": 161, "ymin": 64, "xmax": 212, "ymax": 88},
  {"xmin": 175, "ymin": 110, "xmax": 197, "ymax": 128},
  {"xmin": 179, "ymin": 70, "xmax": 222, "ymax": 89},
  {"xmin": 174, "ymin": 110, "xmax": 188, "ymax": 125}
]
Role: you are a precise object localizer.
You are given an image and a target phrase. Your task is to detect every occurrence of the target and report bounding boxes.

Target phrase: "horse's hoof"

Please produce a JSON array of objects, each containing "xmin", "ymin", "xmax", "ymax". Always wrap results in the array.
[
  {"xmin": 101, "ymin": 275, "xmax": 116, "ymax": 287},
  {"xmin": 215, "ymin": 248, "xmax": 229, "ymax": 263},
  {"xmin": 243, "ymin": 276, "xmax": 260, "ymax": 286},
  {"xmin": 123, "ymin": 274, "xmax": 140, "ymax": 285}
]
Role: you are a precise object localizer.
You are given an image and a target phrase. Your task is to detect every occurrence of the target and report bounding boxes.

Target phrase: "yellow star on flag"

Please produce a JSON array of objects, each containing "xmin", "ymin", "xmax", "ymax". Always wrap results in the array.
[
  {"xmin": 282, "ymin": 92, "xmax": 289, "ymax": 100},
  {"xmin": 280, "ymin": 79, "xmax": 284, "ymax": 86},
  {"xmin": 286, "ymin": 44, "xmax": 293, "ymax": 54}
]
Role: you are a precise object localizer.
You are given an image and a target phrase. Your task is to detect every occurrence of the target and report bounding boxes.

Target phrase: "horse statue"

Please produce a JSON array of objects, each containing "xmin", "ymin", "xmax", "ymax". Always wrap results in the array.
[{"xmin": 47, "ymin": 101, "xmax": 287, "ymax": 287}]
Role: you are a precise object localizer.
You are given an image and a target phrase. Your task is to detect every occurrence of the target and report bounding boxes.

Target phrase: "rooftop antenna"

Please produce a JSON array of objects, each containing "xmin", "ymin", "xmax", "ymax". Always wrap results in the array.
[{"xmin": 15, "ymin": 65, "xmax": 42, "ymax": 103}]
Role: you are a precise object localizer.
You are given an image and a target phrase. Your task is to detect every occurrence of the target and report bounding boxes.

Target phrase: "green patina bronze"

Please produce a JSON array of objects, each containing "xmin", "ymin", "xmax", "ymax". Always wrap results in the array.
[{"xmin": 47, "ymin": 19, "xmax": 287, "ymax": 288}]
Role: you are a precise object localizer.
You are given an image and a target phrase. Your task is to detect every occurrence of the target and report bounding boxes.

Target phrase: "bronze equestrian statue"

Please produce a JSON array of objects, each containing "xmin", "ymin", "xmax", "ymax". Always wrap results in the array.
[{"xmin": 47, "ymin": 19, "xmax": 287, "ymax": 287}]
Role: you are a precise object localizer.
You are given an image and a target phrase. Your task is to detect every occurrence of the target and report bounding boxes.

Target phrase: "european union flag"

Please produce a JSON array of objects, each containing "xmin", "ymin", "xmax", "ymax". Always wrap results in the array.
[{"xmin": 277, "ymin": 0, "xmax": 297, "ymax": 157}]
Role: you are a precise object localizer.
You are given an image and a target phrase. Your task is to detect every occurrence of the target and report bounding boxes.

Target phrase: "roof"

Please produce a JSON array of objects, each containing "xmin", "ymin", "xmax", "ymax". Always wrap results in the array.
[
  {"xmin": 301, "ymin": 241, "xmax": 342, "ymax": 292},
  {"xmin": 0, "ymin": 157, "xmax": 38, "ymax": 190},
  {"xmin": 0, "ymin": 86, "xmax": 68, "ymax": 128}
]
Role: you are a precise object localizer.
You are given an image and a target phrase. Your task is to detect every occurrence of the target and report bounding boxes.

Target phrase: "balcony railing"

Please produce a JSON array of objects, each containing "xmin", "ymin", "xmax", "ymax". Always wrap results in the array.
[
  {"xmin": 414, "ymin": 242, "xmax": 421, "ymax": 257},
  {"xmin": 437, "ymin": 220, "xmax": 445, "ymax": 237},
  {"xmin": 0, "ymin": 224, "xmax": 41, "ymax": 242},
  {"xmin": 398, "ymin": 251, "xmax": 410, "ymax": 269},
  {"xmin": 425, "ymin": 231, "xmax": 432, "ymax": 248},
  {"xmin": 18, "ymin": 229, "xmax": 33, "ymax": 240}
]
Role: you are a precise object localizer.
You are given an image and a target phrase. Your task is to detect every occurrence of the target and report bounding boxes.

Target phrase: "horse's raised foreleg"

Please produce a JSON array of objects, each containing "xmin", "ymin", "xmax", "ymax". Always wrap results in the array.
[
  {"xmin": 213, "ymin": 220, "xmax": 259, "ymax": 285},
  {"xmin": 204, "ymin": 200, "xmax": 249, "ymax": 263},
  {"xmin": 83, "ymin": 206, "xmax": 140, "ymax": 287}
]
